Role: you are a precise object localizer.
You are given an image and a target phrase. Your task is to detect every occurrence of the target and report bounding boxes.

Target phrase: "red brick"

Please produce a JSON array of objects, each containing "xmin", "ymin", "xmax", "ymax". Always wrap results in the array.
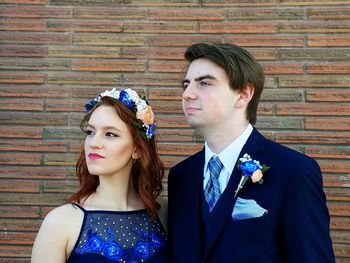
[
  {"xmin": 276, "ymin": 103, "xmax": 350, "ymax": 116},
  {"xmin": 43, "ymin": 153, "xmax": 78, "ymax": 166},
  {"xmin": 0, "ymin": 153, "xmax": 41, "ymax": 165},
  {"xmin": 0, "ymin": 19, "xmax": 46, "ymax": 31},
  {"xmin": 305, "ymin": 147, "xmax": 350, "ymax": 159},
  {"xmin": 0, "ymin": 259, "xmax": 30, "ymax": 263},
  {"xmin": 245, "ymin": 48, "xmax": 278, "ymax": 60},
  {"xmin": 325, "ymin": 188, "xmax": 350, "ymax": 202},
  {"xmin": 227, "ymin": 7, "xmax": 304, "ymax": 20},
  {"xmin": 149, "ymin": 8, "xmax": 224, "ymax": 20},
  {"xmin": 0, "ymin": 244, "xmax": 32, "ymax": 257},
  {"xmin": 0, "ymin": 58, "xmax": 69, "ymax": 71},
  {"xmin": 279, "ymin": 48, "xmax": 349, "ymax": 61},
  {"xmin": 48, "ymin": 72, "xmax": 122, "ymax": 85},
  {"xmin": 319, "ymin": 160, "xmax": 350, "ymax": 174},
  {"xmin": 156, "ymin": 115, "xmax": 190, "ymax": 128},
  {"xmin": 323, "ymin": 175, "xmax": 350, "ymax": 188},
  {"xmin": 0, "ymin": 6, "xmax": 72, "ymax": 18},
  {"xmin": 161, "ymin": 155, "xmax": 187, "ymax": 169},
  {"xmin": 274, "ymin": 131, "xmax": 350, "ymax": 145},
  {"xmin": 0, "ymin": 218, "xmax": 40, "ymax": 232},
  {"xmin": 308, "ymin": 36, "xmax": 350, "ymax": 47},
  {"xmin": 147, "ymin": 35, "xmax": 225, "ymax": 47},
  {"xmin": 255, "ymin": 117, "xmax": 303, "ymax": 130},
  {"xmin": 0, "ymin": 180, "xmax": 39, "ymax": 193},
  {"xmin": 334, "ymin": 243, "xmax": 350, "ymax": 259},
  {"xmin": 71, "ymin": 59, "xmax": 145, "ymax": 72},
  {"xmin": 0, "ymin": 32, "xmax": 69, "ymax": 45},
  {"xmin": 158, "ymin": 143, "xmax": 203, "ymax": 156},
  {"xmin": 279, "ymin": 75, "xmax": 350, "ymax": 88},
  {"xmin": 279, "ymin": 21, "xmax": 350, "ymax": 33},
  {"xmin": 305, "ymin": 117, "xmax": 350, "ymax": 131},
  {"xmin": 148, "ymin": 60, "xmax": 187, "ymax": 73},
  {"xmin": 0, "ymin": 72, "xmax": 44, "ymax": 84},
  {"xmin": 0, "ymin": 166, "xmax": 67, "ymax": 179},
  {"xmin": 43, "ymin": 180, "xmax": 78, "ymax": 193},
  {"xmin": 124, "ymin": 73, "xmax": 182, "ymax": 86},
  {"xmin": 200, "ymin": 22, "xmax": 276, "ymax": 34},
  {"xmin": 306, "ymin": 90, "xmax": 350, "ymax": 102},
  {"xmin": 331, "ymin": 230, "xmax": 350, "ymax": 246},
  {"xmin": 73, "ymin": 7, "xmax": 146, "ymax": 19},
  {"xmin": 0, "ymin": 206, "xmax": 39, "ymax": 218},
  {"xmin": 157, "ymin": 129, "xmax": 194, "ymax": 142},
  {"xmin": 308, "ymin": 7, "xmax": 350, "ymax": 20},
  {"xmin": 151, "ymin": 100, "xmax": 183, "ymax": 114},
  {"xmin": 0, "ymin": 0, "xmax": 46, "ymax": 3},
  {"xmin": 43, "ymin": 127, "xmax": 84, "ymax": 140},
  {"xmin": 122, "ymin": 47, "xmax": 185, "ymax": 60},
  {"xmin": 123, "ymin": 21, "xmax": 197, "ymax": 34},
  {"xmin": 72, "ymin": 33, "xmax": 145, "ymax": 46},
  {"xmin": 122, "ymin": 0, "xmax": 198, "ymax": 7},
  {"xmin": 260, "ymin": 89, "xmax": 302, "ymax": 101},
  {"xmin": 70, "ymin": 87, "xmax": 143, "ymax": 99},
  {"xmin": 328, "ymin": 204, "xmax": 350, "ymax": 217},
  {"xmin": 48, "ymin": 46, "xmax": 120, "ymax": 58},
  {"xmin": 262, "ymin": 63, "xmax": 303, "ymax": 75},
  {"xmin": 201, "ymin": 0, "xmax": 276, "ymax": 7},
  {"xmin": 0, "ymin": 127, "xmax": 42, "ymax": 139},
  {"xmin": 306, "ymin": 63, "xmax": 350, "ymax": 74},
  {"xmin": 149, "ymin": 88, "xmax": 182, "ymax": 100},
  {"xmin": 0, "ymin": 231, "xmax": 36, "ymax": 245},
  {"xmin": 0, "ymin": 193, "xmax": 68, "ymax": 206},
  {"xmin": 257, "ymin": 103, "xmax": 273, "ymax": 116},
  {"xmin": 0, "ymin": 85, "xmax": 69, "ymax": 98},
  {"xmin": 0, "ymin": 99, "xmax": 43, "ymax": 111},
  {"xmin": 48, "ymin": 20, "xmax": 122, "ymax": 32},
  {"xmin": 45, "ymin": 99, "xmax": 86, "ymax": 112},
  {"xmin": 331, "ymin": 216, "xmax": 350, "ymax": 231},
  {"xmin": 280, "ymin": 0, "xmax": 349, "ymax": 6},
  {"xmin": 227, "ymin": 35, "xmax": 304, "ymax": 47},
  {"xmin": 0, "ymin": 46, "xmax": 47, "ymax": 57},
  {"xmin": 0, "ymin": 140, "xmax": 68, "ymax": 153},
  {"xmin": 0, "ymin": 113, "xmax": 68, "ymax": 126}
]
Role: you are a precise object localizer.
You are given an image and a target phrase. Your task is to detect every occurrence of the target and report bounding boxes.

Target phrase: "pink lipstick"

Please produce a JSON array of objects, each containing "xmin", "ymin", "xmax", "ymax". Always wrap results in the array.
[{"xmin": 88, "ymin": 153, "xmax": 104, "ymax": 160}]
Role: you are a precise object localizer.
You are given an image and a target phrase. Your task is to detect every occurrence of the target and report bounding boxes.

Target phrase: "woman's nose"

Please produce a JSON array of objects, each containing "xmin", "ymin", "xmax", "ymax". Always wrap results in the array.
[{"xmin": 89, "ymin": 135, "xmax": 103, "ymax": 149}]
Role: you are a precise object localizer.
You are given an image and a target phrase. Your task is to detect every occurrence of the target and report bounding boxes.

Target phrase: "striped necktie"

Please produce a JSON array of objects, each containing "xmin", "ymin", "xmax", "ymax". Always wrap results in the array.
[{"xmin": 205, "ymin": 155, "xmax": 223, "ymax": 212}]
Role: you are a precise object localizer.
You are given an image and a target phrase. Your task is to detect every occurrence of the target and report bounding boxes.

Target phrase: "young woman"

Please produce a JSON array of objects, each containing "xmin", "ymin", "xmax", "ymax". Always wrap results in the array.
[{"xmin": 31, "ymin": 88, "xmax": 167, "ymax": 263}]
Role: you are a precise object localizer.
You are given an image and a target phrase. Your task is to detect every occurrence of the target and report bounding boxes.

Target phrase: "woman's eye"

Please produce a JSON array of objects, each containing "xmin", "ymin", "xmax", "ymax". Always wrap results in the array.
[
  {"xmin": 85, "ymin": 129, "xmax": 94, "ymax": 136},
  {"xmin": 106, "ymin": 132, "xmax": 118, "ymax": 138}
]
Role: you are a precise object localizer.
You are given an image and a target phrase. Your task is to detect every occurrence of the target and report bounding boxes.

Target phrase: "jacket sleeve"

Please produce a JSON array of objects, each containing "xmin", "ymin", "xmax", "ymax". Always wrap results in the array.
[{"xmin": 282, "ymin": 156, "xmax": 335, "ymax": 262}]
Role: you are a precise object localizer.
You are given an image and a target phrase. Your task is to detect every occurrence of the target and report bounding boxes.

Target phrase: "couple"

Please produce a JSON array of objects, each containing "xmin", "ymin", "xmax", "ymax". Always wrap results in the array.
[{"xmin": 31, "ymin": 43, "xmax": 335, "ymax": 262}]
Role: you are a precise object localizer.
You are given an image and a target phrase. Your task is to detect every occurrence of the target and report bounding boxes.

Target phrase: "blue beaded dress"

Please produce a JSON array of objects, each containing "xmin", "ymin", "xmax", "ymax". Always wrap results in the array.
[{"xmin": 67, "ymin": 204, "xmax": 167, "ymax": 263}]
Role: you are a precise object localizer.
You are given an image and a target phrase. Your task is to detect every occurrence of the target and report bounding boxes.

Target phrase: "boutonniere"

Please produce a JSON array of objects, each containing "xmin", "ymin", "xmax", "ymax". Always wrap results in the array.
[{"xmin": 234, "ymin": 153, "xmax": 270, "ymax": 198}]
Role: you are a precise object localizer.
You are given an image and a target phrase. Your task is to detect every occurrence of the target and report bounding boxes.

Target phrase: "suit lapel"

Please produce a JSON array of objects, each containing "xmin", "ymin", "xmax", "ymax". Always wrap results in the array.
[{"xmin": 203, "ymin": 128, "xmax": 267, "ymax": 260}]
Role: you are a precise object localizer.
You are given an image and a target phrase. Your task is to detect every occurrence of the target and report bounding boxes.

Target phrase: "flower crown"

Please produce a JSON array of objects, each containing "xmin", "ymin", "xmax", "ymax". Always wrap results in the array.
[{"xmin": 85, "ymin": 88, "xmax": 156, "ymax": 139}]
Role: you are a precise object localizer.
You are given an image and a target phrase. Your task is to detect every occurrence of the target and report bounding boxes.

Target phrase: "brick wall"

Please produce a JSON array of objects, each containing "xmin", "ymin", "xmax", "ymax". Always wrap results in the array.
[{"xmin": 0, "ymin": 0, "xmax": 349, "ymax": 261}]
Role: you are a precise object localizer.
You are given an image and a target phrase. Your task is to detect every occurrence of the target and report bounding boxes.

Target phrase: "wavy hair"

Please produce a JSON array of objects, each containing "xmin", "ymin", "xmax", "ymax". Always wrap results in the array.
[{"xmin": 68, "ymin": 97, "xmax": 164, "ymax": 217}]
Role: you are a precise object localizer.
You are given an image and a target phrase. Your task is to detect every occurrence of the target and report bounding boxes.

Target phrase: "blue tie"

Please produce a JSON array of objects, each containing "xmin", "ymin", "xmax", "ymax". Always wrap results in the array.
[{"xmin": 205, "ymin": 156, "xmax": 223, "ymax": 212}]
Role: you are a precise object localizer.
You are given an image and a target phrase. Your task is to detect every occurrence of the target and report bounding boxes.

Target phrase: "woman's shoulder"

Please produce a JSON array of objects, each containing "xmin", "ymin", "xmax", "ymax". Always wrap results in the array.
[{"xmin": 43, "ymin": 204, "xmax": 83, "ymax": 227}]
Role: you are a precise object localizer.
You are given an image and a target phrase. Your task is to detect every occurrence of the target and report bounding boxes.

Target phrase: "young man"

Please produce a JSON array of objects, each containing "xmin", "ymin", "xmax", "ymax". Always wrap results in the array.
[{"xmin": 168, "ymin": 43, "xmax": 335, "ymax": 262}]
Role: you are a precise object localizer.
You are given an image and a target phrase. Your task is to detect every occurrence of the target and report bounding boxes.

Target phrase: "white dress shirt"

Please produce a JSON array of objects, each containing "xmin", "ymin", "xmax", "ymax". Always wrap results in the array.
[{"xmin": 203, "ymin": 123, "xmax": 253, "ymax": 193}]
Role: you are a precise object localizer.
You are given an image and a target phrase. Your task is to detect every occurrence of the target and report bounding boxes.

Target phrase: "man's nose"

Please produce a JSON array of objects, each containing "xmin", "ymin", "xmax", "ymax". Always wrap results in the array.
[{"xmin": 182, "ymin": 82, "xmax": 197, "ymax": 100}]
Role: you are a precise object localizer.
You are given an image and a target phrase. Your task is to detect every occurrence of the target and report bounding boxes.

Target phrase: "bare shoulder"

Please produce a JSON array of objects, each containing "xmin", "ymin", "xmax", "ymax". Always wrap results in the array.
[{"xmin": 31, "ymin": 204, "xmax": 84, "ymax": 263}]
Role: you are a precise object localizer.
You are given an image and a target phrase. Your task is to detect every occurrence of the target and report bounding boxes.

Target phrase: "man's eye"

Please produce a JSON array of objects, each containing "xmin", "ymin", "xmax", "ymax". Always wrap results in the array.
[{"xmin": 200, "ymin": 81, "xmax": 210, "ymax": 86}]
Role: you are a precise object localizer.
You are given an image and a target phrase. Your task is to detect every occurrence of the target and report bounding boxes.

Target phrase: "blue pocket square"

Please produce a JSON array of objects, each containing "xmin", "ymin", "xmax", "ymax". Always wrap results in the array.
[{"xmin": 232, "ymin": 197, "xmax": 268, "ymax": 221}]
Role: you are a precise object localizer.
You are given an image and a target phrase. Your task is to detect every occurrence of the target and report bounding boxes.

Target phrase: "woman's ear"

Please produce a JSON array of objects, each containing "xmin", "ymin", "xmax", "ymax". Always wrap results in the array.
[
  {"xmin": 235, "ymin": 83, "xmax": 255, "ymax": 108},
  {"xmin": 132, "ymin": 147, "xmax": 141, "ymax": 160}
]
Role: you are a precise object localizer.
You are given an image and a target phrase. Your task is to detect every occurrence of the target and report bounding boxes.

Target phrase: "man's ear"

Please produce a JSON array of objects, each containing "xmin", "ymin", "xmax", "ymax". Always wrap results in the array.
[{"xmin": 235, "ymin": 83, "xmax": 255, "ymax": 108}]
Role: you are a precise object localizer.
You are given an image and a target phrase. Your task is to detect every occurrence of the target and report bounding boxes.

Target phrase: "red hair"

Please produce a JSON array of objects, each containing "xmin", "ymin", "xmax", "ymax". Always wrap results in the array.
[{"xmin": 68, "ymin": 97, "xmax": 164, "ymax": 217}]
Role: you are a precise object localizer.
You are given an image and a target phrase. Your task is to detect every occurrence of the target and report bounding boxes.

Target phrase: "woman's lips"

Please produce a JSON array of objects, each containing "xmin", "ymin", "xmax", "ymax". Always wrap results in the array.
[{"xmin": 88, "ymin": 153, "xmax": 104, "ymax": 160}]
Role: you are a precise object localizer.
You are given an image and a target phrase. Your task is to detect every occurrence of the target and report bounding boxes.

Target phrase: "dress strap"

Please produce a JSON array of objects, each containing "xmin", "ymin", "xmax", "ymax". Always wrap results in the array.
[{"xmin": 72, "ymin": 203, "xmax": 86, "ymax": 213}]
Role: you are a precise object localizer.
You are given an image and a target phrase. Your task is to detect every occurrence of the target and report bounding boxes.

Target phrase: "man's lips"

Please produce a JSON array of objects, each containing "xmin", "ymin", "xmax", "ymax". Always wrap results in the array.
[
  {"xmin": 88, "ymin": 153, "xmax": 104, "ymax": 159},
  {"xmin": 185, "ymin": 106, "xmax": 200, "ymax": 113}
]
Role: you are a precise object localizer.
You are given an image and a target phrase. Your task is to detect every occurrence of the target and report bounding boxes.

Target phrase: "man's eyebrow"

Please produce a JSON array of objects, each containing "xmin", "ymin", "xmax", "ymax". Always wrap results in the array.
[{"xmin": 182, "ymin": 74, "xmax": 216, "ymax": 85}]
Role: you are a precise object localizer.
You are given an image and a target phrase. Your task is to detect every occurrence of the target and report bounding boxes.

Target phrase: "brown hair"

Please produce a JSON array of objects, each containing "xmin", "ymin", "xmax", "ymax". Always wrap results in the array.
[
  {"xmin": 184, "ymin": 43, "xmax": 265, "ymax": 124},
  {"xmin": 68, "ymin": 97, "xmax": 164, "ymax": 217}
]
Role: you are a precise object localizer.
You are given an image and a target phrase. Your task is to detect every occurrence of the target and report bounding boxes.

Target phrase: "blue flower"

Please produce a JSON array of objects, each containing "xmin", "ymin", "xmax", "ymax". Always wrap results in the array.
[
  {"xmin": 146, "ymin": 124, "xmax": 156, "ymax": 139},
  {"xmin": 240, "ymin": 160, "xmax": 260, "ymax": 177},
  {"xmin": 119, "ymin": 90, "xmax": 134, "ymax": 109},
  {"xmin": 149, "ymin": 232, "xmax": 164, "ymax": 249},
  {"xmin": 85, "ymin": 97, "xmax": 100, "ymax": 112},
  {"xmin": 134, "ymin": 241, "xmax": 152, "ymax": 259},
  {"xmin": 104, "ymin": 242, "xmax": 123, "ymax": 260}
]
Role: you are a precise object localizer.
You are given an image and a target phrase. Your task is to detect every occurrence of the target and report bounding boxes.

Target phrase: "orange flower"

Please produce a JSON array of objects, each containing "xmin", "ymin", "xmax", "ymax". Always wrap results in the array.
[
  {"xmin": 251, "ymin": 169, "xmax": 263, "ymax": 183},
  {"xmin": 137, "ymin": 106, "xmax": 154, "ymax": 125}
]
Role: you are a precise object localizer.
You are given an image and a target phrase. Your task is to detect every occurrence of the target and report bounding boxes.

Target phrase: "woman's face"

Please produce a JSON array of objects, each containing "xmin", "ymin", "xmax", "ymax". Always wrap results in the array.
[{"xmin": 84, "ymin": 105, "xmax": 136, "ymax": 178}]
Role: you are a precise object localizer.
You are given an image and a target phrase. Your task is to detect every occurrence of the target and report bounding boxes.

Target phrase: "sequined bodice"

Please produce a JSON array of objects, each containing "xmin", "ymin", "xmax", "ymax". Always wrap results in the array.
[{"xmin": 67, "ymin": 204, "xmax": 167, "ymax": 263}]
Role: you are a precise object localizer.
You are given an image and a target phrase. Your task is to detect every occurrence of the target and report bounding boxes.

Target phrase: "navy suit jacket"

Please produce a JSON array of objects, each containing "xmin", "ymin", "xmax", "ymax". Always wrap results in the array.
[{"xmin": 168, "ymin": 128, "xmax": 335, "ymax": 262}]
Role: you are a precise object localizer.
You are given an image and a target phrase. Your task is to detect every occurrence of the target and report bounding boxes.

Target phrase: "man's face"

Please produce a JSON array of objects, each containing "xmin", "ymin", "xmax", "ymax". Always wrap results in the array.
[{"xmin": 182, "ymin": 58, "xmax": 239, "ymax": 130}]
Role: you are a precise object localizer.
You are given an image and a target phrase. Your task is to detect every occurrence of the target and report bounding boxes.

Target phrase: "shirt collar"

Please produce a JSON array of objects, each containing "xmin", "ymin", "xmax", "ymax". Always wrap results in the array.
[{"xmin": 205, "ymin": 123, "xmax": 253, "ymax": 175}]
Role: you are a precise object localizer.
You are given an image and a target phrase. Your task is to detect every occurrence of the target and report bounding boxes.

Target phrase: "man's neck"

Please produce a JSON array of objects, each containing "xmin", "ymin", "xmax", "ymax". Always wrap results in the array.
[{"xmin": 203, "ymin": 120, "xmax": 249, "ymax": 154}]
